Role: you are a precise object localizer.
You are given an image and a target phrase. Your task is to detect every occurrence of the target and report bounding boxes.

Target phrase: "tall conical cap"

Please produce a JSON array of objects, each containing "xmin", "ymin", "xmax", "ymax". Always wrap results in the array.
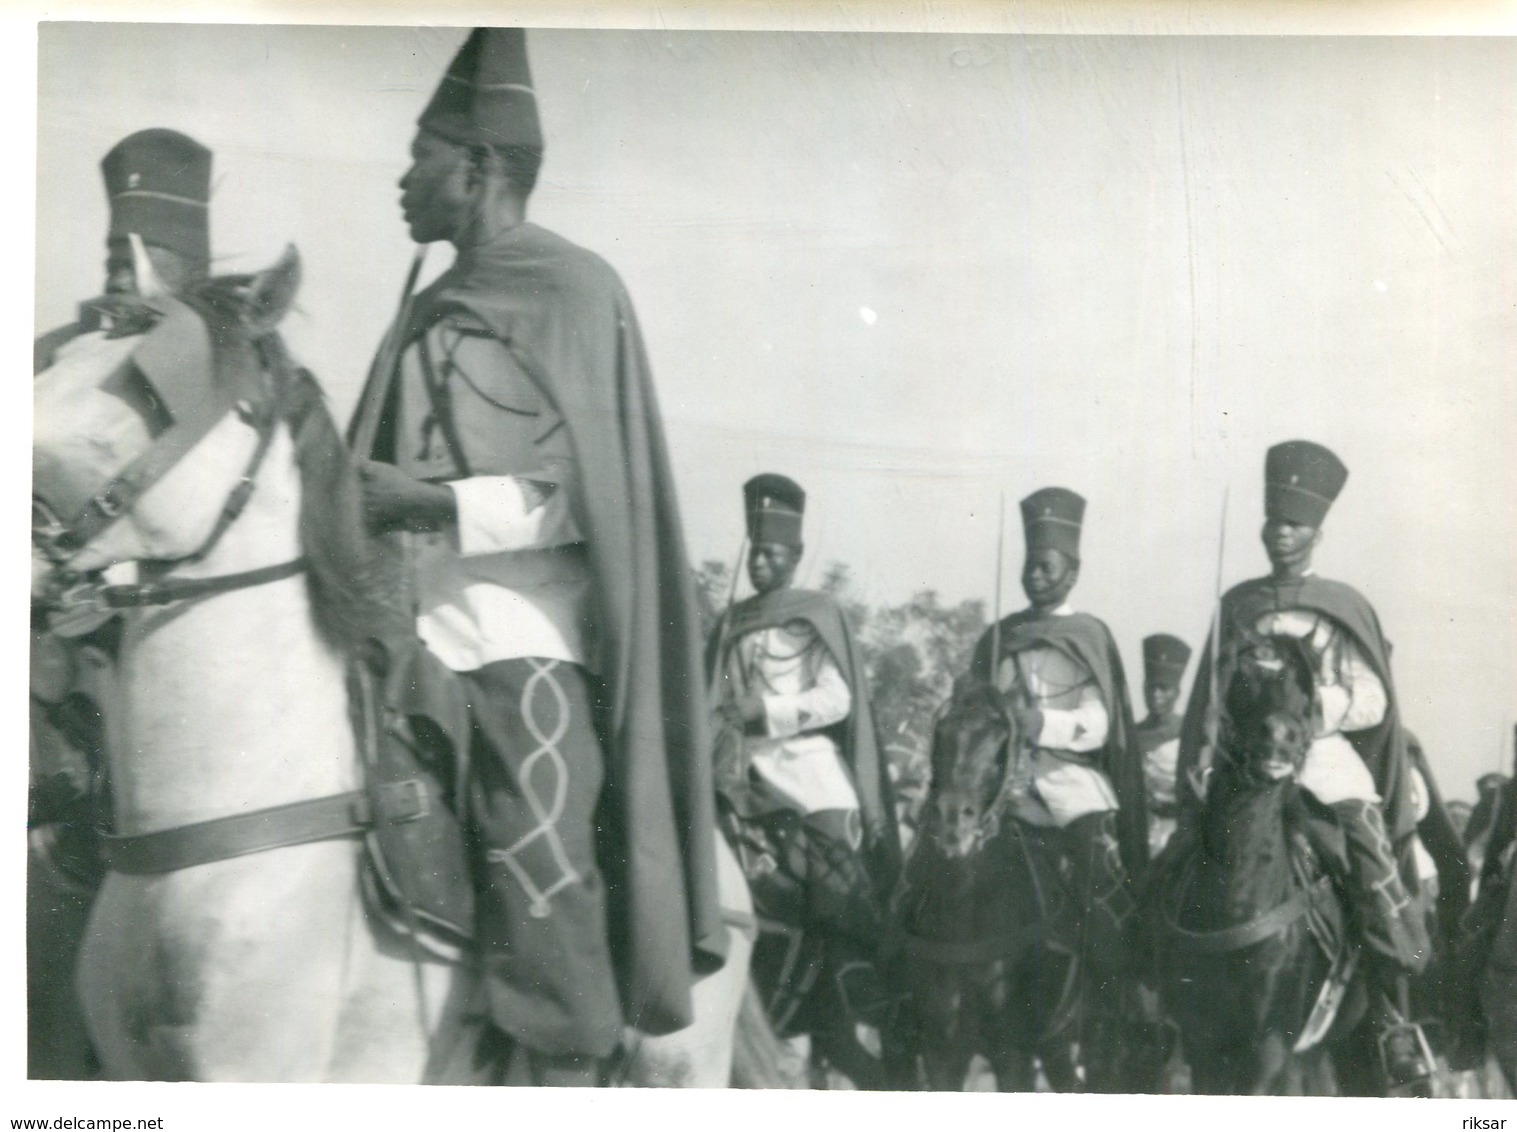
[{"xmin": 419, "ymin": 28, "xmax": 544, "ymax": 162}]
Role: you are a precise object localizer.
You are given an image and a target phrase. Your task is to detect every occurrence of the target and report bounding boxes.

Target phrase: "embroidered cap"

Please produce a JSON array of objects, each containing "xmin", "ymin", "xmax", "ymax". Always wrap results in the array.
[
  {"xmin": 419, "ymin": 28, "xmax": 544, "ymax": 190},
  {"xmin": 1020, "ymin": 486, "xmax": 1085, "ymax": 561},
  {"xmin": 100, "ymin": 129, "xmax": 212, "ymax": 267},
  {"xmin": 1265, "ymin": 440, "xmax": 1348, "ymax": 527},
  {"xmin": 1142, "ymin": 633, "xmax": 1192, "ymax": 686},
  {"xmin": 744, "ymin": 473, "xmax": 805, "ymax": 548}
]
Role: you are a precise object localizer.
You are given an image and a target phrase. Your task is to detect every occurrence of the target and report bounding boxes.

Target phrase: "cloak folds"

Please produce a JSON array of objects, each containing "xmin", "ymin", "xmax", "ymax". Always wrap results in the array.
[
  {"xmin": 1406, "ymin": 731, "xmax": 1473, "ymax": 947},
  {"xmin": 970, "ymin": 610, "xmax": 1150, "ymax": 880},
  {"xmin": 1176, "ymin": 575, "xmax": 1419, "ymax": 869},
  {"xmin": 707, "ymin": 587, "xmax": 903, "ymax": 891},
  {"xmin": 349, "ymin": 222, "xmax": 725, "ymax": 1037}
]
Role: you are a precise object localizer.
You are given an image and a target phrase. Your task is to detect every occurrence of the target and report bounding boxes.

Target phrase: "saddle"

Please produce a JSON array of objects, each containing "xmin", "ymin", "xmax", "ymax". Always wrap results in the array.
[{"xmin": 353, "ymin": 633, "xmax": 476, "ymax": 960}]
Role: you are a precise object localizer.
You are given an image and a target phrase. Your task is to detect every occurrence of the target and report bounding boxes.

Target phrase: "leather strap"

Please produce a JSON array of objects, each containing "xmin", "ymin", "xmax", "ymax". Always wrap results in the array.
[
  {"xmin": 41, "ymin": 303, "xmax": 265, "ymax": 561},
  {"xmin": 1169, "ymin": 874, "xmax": 1332, "ymax": 953},
  {"xmin": 416, "ymin": 331, "xmax": 474, "ymax": 478},
  {"xmin": 104, "ymin": 557, "xmax": 305, "ymax": 609},
  {"xmin": 101, "ymin": 779, "xmax": 430, "ymax": 875},
  {"xmin": 900, "ymin": 923, "xmax": 1042, "ymax": 966}
]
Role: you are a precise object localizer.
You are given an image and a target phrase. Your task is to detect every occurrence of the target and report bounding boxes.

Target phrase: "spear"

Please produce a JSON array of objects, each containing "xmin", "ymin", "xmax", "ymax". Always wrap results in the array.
[
  {"xmin": 348, "ymin": 245, "xmax": 428, "ymax": 456},
  {"xmin": 707, "ymin": 536, "xmax": 750, "ymax": 689},
  {"xmin": 1193, "ymin": 486, "xmax": 1229, "ymax": 797},
  {"xmin": 989, "ymin": 491, "xmax": 1006, "ymax": 688}
]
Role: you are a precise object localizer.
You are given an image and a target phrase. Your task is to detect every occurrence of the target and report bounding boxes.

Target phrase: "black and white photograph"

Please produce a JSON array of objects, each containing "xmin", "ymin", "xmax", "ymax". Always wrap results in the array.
[{"xmin": 14, "ymin": 1, "xmax": 1517, "ymax": 1122}]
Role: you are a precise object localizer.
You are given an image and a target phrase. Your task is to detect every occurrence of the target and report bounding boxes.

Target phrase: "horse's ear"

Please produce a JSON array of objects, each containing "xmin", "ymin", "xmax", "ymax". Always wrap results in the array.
[
  {"xmin": 245, "ymin": 245, "xmax": 301, "ymax": 335},
  {"xmin": 128, "ymin": 233, "xmax": 169, "ymax": 299}
]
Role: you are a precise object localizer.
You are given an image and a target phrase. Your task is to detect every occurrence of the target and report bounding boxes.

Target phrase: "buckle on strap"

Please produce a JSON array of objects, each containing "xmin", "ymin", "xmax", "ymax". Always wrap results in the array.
[
  {"xmin": 94, "ymin": 482, "xmax": 129, "ymax": 518},
  {"xmin": 371, "ymin": 778, "xmax": 431, "ymax": 824},
  {"xmin": 47, "ymin": 580, "xmax": 115, "ymax": 639}
]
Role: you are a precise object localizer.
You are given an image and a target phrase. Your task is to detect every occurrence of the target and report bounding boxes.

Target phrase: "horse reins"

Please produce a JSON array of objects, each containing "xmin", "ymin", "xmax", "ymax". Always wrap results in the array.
[
  {"xmin": 35, "ymin": 304, "xmax": 307, "ymax": 616},
  {"xmin": 1162, "ymin": 855, "xmax": 1334, "ymax": 953}
]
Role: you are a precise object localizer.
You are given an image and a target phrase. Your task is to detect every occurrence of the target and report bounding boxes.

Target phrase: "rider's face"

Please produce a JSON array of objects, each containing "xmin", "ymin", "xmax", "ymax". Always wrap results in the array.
[
  {"xmin": 1021, "ymin": 548, "xmax": 1078, "ymax": 612},
  {"xmin": 1260, "ymin": 519, "xmax": 1320, "ymax": 576},
  {"xmin": 399, "ymin": 131, "xmax": 475, "ymax": 245},
  {"xmin": 1144, "ymin": 681, "xmax": 1180, "ymax": 719},
  {"xmin": 748, "ymin": 541, "xmax": 801, "ymax": 595},
  {"xmin": 103, "ymin": 244, "xmax": 194, "ymax": 297}
]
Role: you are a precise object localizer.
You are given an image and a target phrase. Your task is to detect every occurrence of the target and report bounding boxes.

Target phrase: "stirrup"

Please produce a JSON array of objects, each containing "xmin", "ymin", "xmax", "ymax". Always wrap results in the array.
[{"xmin": 1378, "ymin": 1018, "xmax": 1437, "ymax": 1095}]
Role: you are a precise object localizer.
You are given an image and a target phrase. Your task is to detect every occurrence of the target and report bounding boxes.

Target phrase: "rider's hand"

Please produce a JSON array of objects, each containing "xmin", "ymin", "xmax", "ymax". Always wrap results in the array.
[
  {"xmin": 735, "ymin": 694, "xmax": 766, "ymax": 726},
  {"xmin": 1009, "ymin": 701, "xmax": 1044, "ymax": 744},
  {"xmin": 358, "ymin": 461, "xmax": 458, "ymax": 534},
  {"xmin": 718, "ymin": 694, "xmax": 765, "ymax": 728}
]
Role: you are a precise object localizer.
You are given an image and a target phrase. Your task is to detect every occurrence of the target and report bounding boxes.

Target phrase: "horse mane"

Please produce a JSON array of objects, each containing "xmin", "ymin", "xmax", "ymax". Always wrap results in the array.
[
  {"xmin": 183, "ymin": 261, "xmax": 411, "ymax": 656},
  {"xmin": 281, "ymin": 365, "xmax": 414, "ymax": 654},
  {"xmin": 931, "ymin": 677, "xmax": 1013, "ymax": 792}
]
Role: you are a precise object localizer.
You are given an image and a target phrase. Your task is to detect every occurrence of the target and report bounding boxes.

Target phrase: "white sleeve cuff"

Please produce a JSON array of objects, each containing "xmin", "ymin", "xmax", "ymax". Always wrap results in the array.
[
  {"xmin": 449, "ymin": 477, "xmax": 580, "ymax": 557},
  {"xmin": 1036, "ymin": 688, "xmax": 1109, "ymax": 752},
  {"xmin": 764, "ymin": 694, "xmax": 802, "ymax": 738},
  {"xmin": 1316, "ymin": 683, "xmax": 1352, "ymax": 736}
]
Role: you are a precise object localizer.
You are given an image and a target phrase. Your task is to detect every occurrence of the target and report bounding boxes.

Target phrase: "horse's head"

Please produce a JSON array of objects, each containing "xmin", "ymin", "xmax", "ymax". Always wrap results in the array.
[
  {"xmin": 1221, "ymin": 630, "xmax": 1317, "ymax": 786},
  {"xmin": 32, "ymin": 248, "xmax": 302, "ymax": 591},
  {"xmin": 926, "ymin": 677, "xmax": 1030, "ymax": 858}
]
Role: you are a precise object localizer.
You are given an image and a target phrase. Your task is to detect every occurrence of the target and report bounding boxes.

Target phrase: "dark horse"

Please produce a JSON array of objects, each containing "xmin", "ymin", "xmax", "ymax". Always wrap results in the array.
[
  {"xmin": 1157, "ymin": 632, "xmax": 1359, "ymax": 1094},
  {"xmin": 896, "ymin": 679, "xmax": 1082, "ymax": 1090}
]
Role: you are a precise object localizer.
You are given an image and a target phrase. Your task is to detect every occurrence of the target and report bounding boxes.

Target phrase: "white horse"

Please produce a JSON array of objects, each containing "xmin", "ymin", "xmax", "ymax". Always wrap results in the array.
[{"xmin": 31, "ymin": 247, "xmax": 754, "ymax": 1085}]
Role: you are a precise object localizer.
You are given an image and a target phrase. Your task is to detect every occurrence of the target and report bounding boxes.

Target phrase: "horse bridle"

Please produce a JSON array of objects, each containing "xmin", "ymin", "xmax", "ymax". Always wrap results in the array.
[
  {"xmin": 927, "ymin": 691, "xmax": 1033, "ymax": 857},
  {"xmin": 33, "ymin": 296, "xmax": 306, "ymax": 615}
]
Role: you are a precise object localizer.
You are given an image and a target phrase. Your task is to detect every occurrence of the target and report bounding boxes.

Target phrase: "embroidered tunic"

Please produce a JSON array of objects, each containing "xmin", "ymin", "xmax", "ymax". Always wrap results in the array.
[
  {"xmin": 729, "ymin": 618, "xmax": 860, "ymax": 818},
  {"xmin": 991, "ymin": 604, "xmax": 1119, "ymax": 827},
  {"xmin": 394, "ymin": 316, "xmax": 592, "ymax": 672}
]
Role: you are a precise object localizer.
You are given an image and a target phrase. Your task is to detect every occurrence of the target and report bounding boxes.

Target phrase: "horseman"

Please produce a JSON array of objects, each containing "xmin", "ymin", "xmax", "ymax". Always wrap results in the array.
[
  {"xmin": 1175, "ymin": 439, "xmax": 1439, "ymax": 1084},
  {"xmin": 968, "ymin": 487, "xmax": 1149, "ymax": 1089},
  {"xmin": 1135, "ymin": 633, "xmax": 1192, "ymax": 858},
  {"xmin": 706, "ymin": 474, "xmax": 902, "ymax": 1084},
  {"xmin": 1469, "ymin": 773, "xmax": 1513, "ymax": 896},
  {"xmin": 347, "ymin": 28, "xmax": 726, "ymax": 1085},
  {"xmin": 1402, "ymin": 731, "xmax": 1471, "ymax": 948},
  {"xmin": 36, "ymin": 129, "xmax": 213, "ymax": 371},
  {"xmin": 30, "ymin": 128, "xmax": 213, "ymax": 1079}
]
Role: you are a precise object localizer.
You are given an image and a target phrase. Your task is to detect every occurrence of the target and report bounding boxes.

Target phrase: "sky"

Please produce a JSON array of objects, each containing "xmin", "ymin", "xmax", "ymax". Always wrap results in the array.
[{"xmin": 27, "ymin": 22, "xmax": 1517, "ymax": 802}]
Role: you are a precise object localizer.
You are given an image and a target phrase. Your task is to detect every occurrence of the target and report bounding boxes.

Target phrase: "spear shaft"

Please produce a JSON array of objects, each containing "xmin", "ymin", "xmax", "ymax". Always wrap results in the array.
[
  {"xmin": 990, "ymin": 491, "xmax": 1006, "ymax": 687},
  {"xmin": 1198, "ymin": 487, "xmax": 1230, "ymax": 785}
]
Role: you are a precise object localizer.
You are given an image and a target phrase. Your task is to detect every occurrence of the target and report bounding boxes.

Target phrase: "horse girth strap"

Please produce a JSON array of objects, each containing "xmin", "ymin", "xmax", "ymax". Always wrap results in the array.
[
  {"xmin": 100, "ymin": 781, "xmax": 432, "ymax": 875},
  {"xmin": 1169, "ymin": 874, "xmax": 1334, "ymax": 954}
]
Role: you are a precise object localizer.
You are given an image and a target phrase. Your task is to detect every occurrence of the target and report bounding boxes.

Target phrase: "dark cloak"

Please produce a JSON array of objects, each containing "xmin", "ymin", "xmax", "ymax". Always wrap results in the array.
[
  {"xmin": 349, "ymin": 222, "xmax": 725, "ymax": 1036},
  {"xmin": 969, "ymin": 609, "xmax": 1150, "ymax": 880},
  {"xmin": 707, "ymin": 587, "xmax": 903, "ymax": 891},
  {"xmin": 1176, "ymin": 575, "xmax": 1420, "ymax": 875},
  {"xmin": 1406, "ymin": 730, "xmax": 1473, "ymax": 948}
]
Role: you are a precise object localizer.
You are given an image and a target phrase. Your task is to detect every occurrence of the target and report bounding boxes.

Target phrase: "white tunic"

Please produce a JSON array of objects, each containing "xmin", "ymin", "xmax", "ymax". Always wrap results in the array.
[
  {"xmin": 1143, "ymin": 732, "xmax": 1181, "ymax": 855},
  {"xmin": 732, "ymin": 618, "xmax": 862, "ymax": 817},
  {"xmin": 393, "ymin": 319, "xmax": 593, "ymax": 673},
  {"xmin": 992, "ymin": 604, "xmax": 1118, "ymax": 828}
]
